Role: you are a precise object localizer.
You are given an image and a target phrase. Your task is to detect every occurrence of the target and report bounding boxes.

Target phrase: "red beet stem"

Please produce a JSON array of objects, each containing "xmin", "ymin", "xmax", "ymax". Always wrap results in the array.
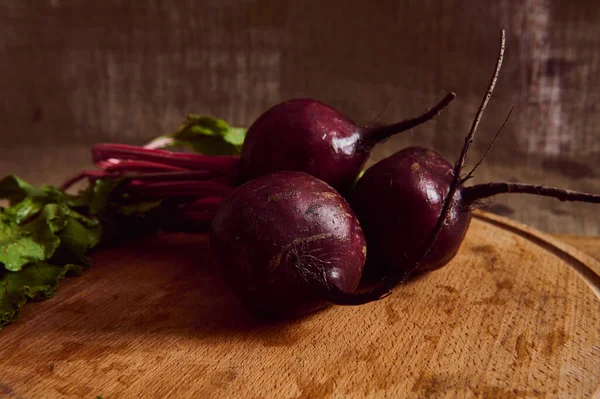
[
  {"xmin": 182, "ymin": 197, "xmax": 223, "ymax": 213},
  {"xmin": 120, "ymin": 171, "xmax": 234, "ymax": 184},
  {"xmin": 144, "ymin": 136, "xmax": 175, "ymax": 150},
  {"xmin": 361, "ymin": 92, "xmax": 456, "ymax": 143},
  {"xmin": 60, "ymin": 170, "xmax": 107, "ymax": 190},
  {"xmin": 462, "ymin": 182, "xmax": 600, "ymax": 204},
  {"xmin": 128, "ymin": 180, "xmax": 234, "ymax": 198},
  {"xmin": 92, "ymin": 144, "xmax": 240, "ymax": 172},
  {"xmin": 101, "ymin": 160, "xmax": 187, "ymax": 173}
]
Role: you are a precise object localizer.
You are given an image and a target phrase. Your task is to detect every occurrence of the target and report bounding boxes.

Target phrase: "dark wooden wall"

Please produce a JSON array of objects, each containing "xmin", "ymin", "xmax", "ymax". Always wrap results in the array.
[{"xmin": 1, "ymin": 0, "xmax": 599, "ymax": 235}]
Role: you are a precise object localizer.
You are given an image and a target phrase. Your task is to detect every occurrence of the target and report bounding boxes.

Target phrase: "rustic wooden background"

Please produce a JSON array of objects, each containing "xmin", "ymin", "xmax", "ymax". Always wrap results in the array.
[{"xmin": 1, "ymin": 0, "xmax": 599, "ymax": 235}]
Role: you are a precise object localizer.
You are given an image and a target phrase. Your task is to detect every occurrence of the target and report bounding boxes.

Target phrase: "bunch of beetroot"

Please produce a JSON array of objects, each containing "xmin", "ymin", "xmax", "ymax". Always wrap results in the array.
[
  {"xmin": 70, "ymin": 30, "xmax": 600, "ymax": 319},
  {"xmin": 211, "ymin": 30, "xmax": 599, "ymax": 318}
]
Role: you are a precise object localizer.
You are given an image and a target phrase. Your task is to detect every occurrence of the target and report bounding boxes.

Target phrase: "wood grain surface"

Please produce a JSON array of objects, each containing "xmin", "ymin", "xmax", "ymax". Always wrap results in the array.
[
  {"xmin": 0, "ymin": 212, "xmax": 598, "ymax": 399},
  {"xmin": 1, "ymin": 1, "xmax": 599, "ymax": 235},
  {"xmin": 555, "ymin": 235, "xmax": 600, "ymax": 263}
]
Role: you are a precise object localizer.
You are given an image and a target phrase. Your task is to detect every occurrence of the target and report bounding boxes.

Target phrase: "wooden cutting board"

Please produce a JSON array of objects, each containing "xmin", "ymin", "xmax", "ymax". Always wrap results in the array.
[{"xmin": 0, "ymin": 211, "xmax": 598, "ymax": 399}]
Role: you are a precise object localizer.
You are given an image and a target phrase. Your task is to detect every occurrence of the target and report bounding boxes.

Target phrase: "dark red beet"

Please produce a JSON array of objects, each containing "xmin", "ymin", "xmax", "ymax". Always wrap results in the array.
[
  {"xmin": 215, "ymin": 29, "xmax": 598, "ymax": 312},
  {"xmin": 350, "ymin": 147, "xmax": 471, "ymax": 279},
  {"xmin": 210, "ymin": 171, "xmax": 366, "ymax": 318},
  {"xmin": 350, "ymin": 145, "xmax": 600, "ymax": 280},
  {"xmin": 337, "ymin": 29, "xmax": 600, "ymax": 306},
  {"xmin": 239, "ymin": 94, "xmax": 455, "ymax": 191}
]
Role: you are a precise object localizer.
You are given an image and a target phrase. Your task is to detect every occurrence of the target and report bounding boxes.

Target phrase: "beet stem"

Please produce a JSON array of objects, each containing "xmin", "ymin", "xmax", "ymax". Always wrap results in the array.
[
  {"xmin": 120, "ymin": 171, "xmax": 233, "ymax": 183},
  {"xmin": 183, "ymin": 196, "xmax": 223, "ymax": 212},
  {"xmin": 327, "ymin": 29, "xmax": 507, "ymax": 306},
  {"xmin": 60, "ymin": 170, "xmax": 107, "ymax": 191},
  {"xmin": 456, "ymin": 33, "xmax": 505, "ymax": 179},
  {"xmin": 128, "ymin": 180, "xmax": 234, "ymax": 198},
  {"xmin": 92, "ymin": 143, "xmax": 240, "ymax": 172},
  {"xmin": 101, "ymin": 160, "xmax": 187, "ymax": 173},
  {"xmin": 463, "ymin": 105, "xmax": 514, "ymax": 182},
  {"xmin": 144, "ymin": 136, "xmax": 175, "ymax": 150},
  {"xmin": 363, "ymin": 92, "xmax": 456, "ymax": 143},
  {"xmin": 462, "ymin": 182, "xmax": 600, "ymax": 204}
]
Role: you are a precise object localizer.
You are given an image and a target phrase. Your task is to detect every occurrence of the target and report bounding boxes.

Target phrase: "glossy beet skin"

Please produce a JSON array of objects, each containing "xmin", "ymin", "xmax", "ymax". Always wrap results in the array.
[
  {"xmin": 350, "ymin": 145, "xmax": 600, "ymax": 283},
  {"xmin": 211, "ymin": 171, "xmax": 367, "ymax": 318},
  {"xmin": 350, "ymin": 147, "xmax": 472, "ymax": 277},
  {"xmin": 239, "ymin": 99, "xmax": 370, "ymax": 191},
  {"xmin": 239, "ymin": 95, "xmax": 455, "ymax": 192}
]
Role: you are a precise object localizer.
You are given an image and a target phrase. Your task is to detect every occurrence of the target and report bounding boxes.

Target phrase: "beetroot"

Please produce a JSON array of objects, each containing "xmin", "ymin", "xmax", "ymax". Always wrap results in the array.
[
  {"xmin": 210, "ymin": 171, "xmax": 366, "ymax": 318},
  {"xmin": 348, "ymin": 30, "xmax": 600, "ymax": 286},
  {"xmin": 212, "ymin": 29, "xmax": 599, "ymax": 312},
  {"xmin": 239, "ymin": 94, "xmax": 455, "ymax": 191},
  {"xmin": 350, "ymin": 147, "xmax": 471, "ymax": 279},
  {"xmin": 350, "ymin": 145, "xmax": 600, "ymax": 281}
]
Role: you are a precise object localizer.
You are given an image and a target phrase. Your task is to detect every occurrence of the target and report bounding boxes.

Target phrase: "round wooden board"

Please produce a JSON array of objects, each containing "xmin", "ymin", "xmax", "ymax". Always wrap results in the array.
[{"xmin": 0, "ymin": 212, "xmax": 598, "ymax": 399}]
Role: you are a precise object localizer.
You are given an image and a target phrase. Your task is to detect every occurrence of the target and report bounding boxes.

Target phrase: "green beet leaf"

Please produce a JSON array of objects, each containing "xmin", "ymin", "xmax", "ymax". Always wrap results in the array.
[
  {"xmin": 0, "ymin": 175, "xmax": 47, "ymax": 204},
  {"xmin": 0, "ymin": 197, "xmax": 104, "ymax": 272},
  {"xmin": 3, "ymin": 196, "xmax": 46, "ymax": 224},
  {"xmin": 81, "ymin": 178, "xmax": 123, "ymax": 216},
  {"xmin": 145, "ymin": 114, "xmax": 247, "ymax": 155},
  {"xmin": 0, "ymin": 173, "xmax": 173, "ymax": 328},
  {"xmin": 0, "ymin": 206, "xmax": 63, "ymax": 272},
  {"xmin": 0, "ymin": 262, "xmax": 83, "ymax": 328},
  {"xmin": 57, "ymin": 217, "xmax": 102, "ymax": 266},
  {"xmin": 0, "ymin": 176, "xmax": 112, "ymax": 328}
]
